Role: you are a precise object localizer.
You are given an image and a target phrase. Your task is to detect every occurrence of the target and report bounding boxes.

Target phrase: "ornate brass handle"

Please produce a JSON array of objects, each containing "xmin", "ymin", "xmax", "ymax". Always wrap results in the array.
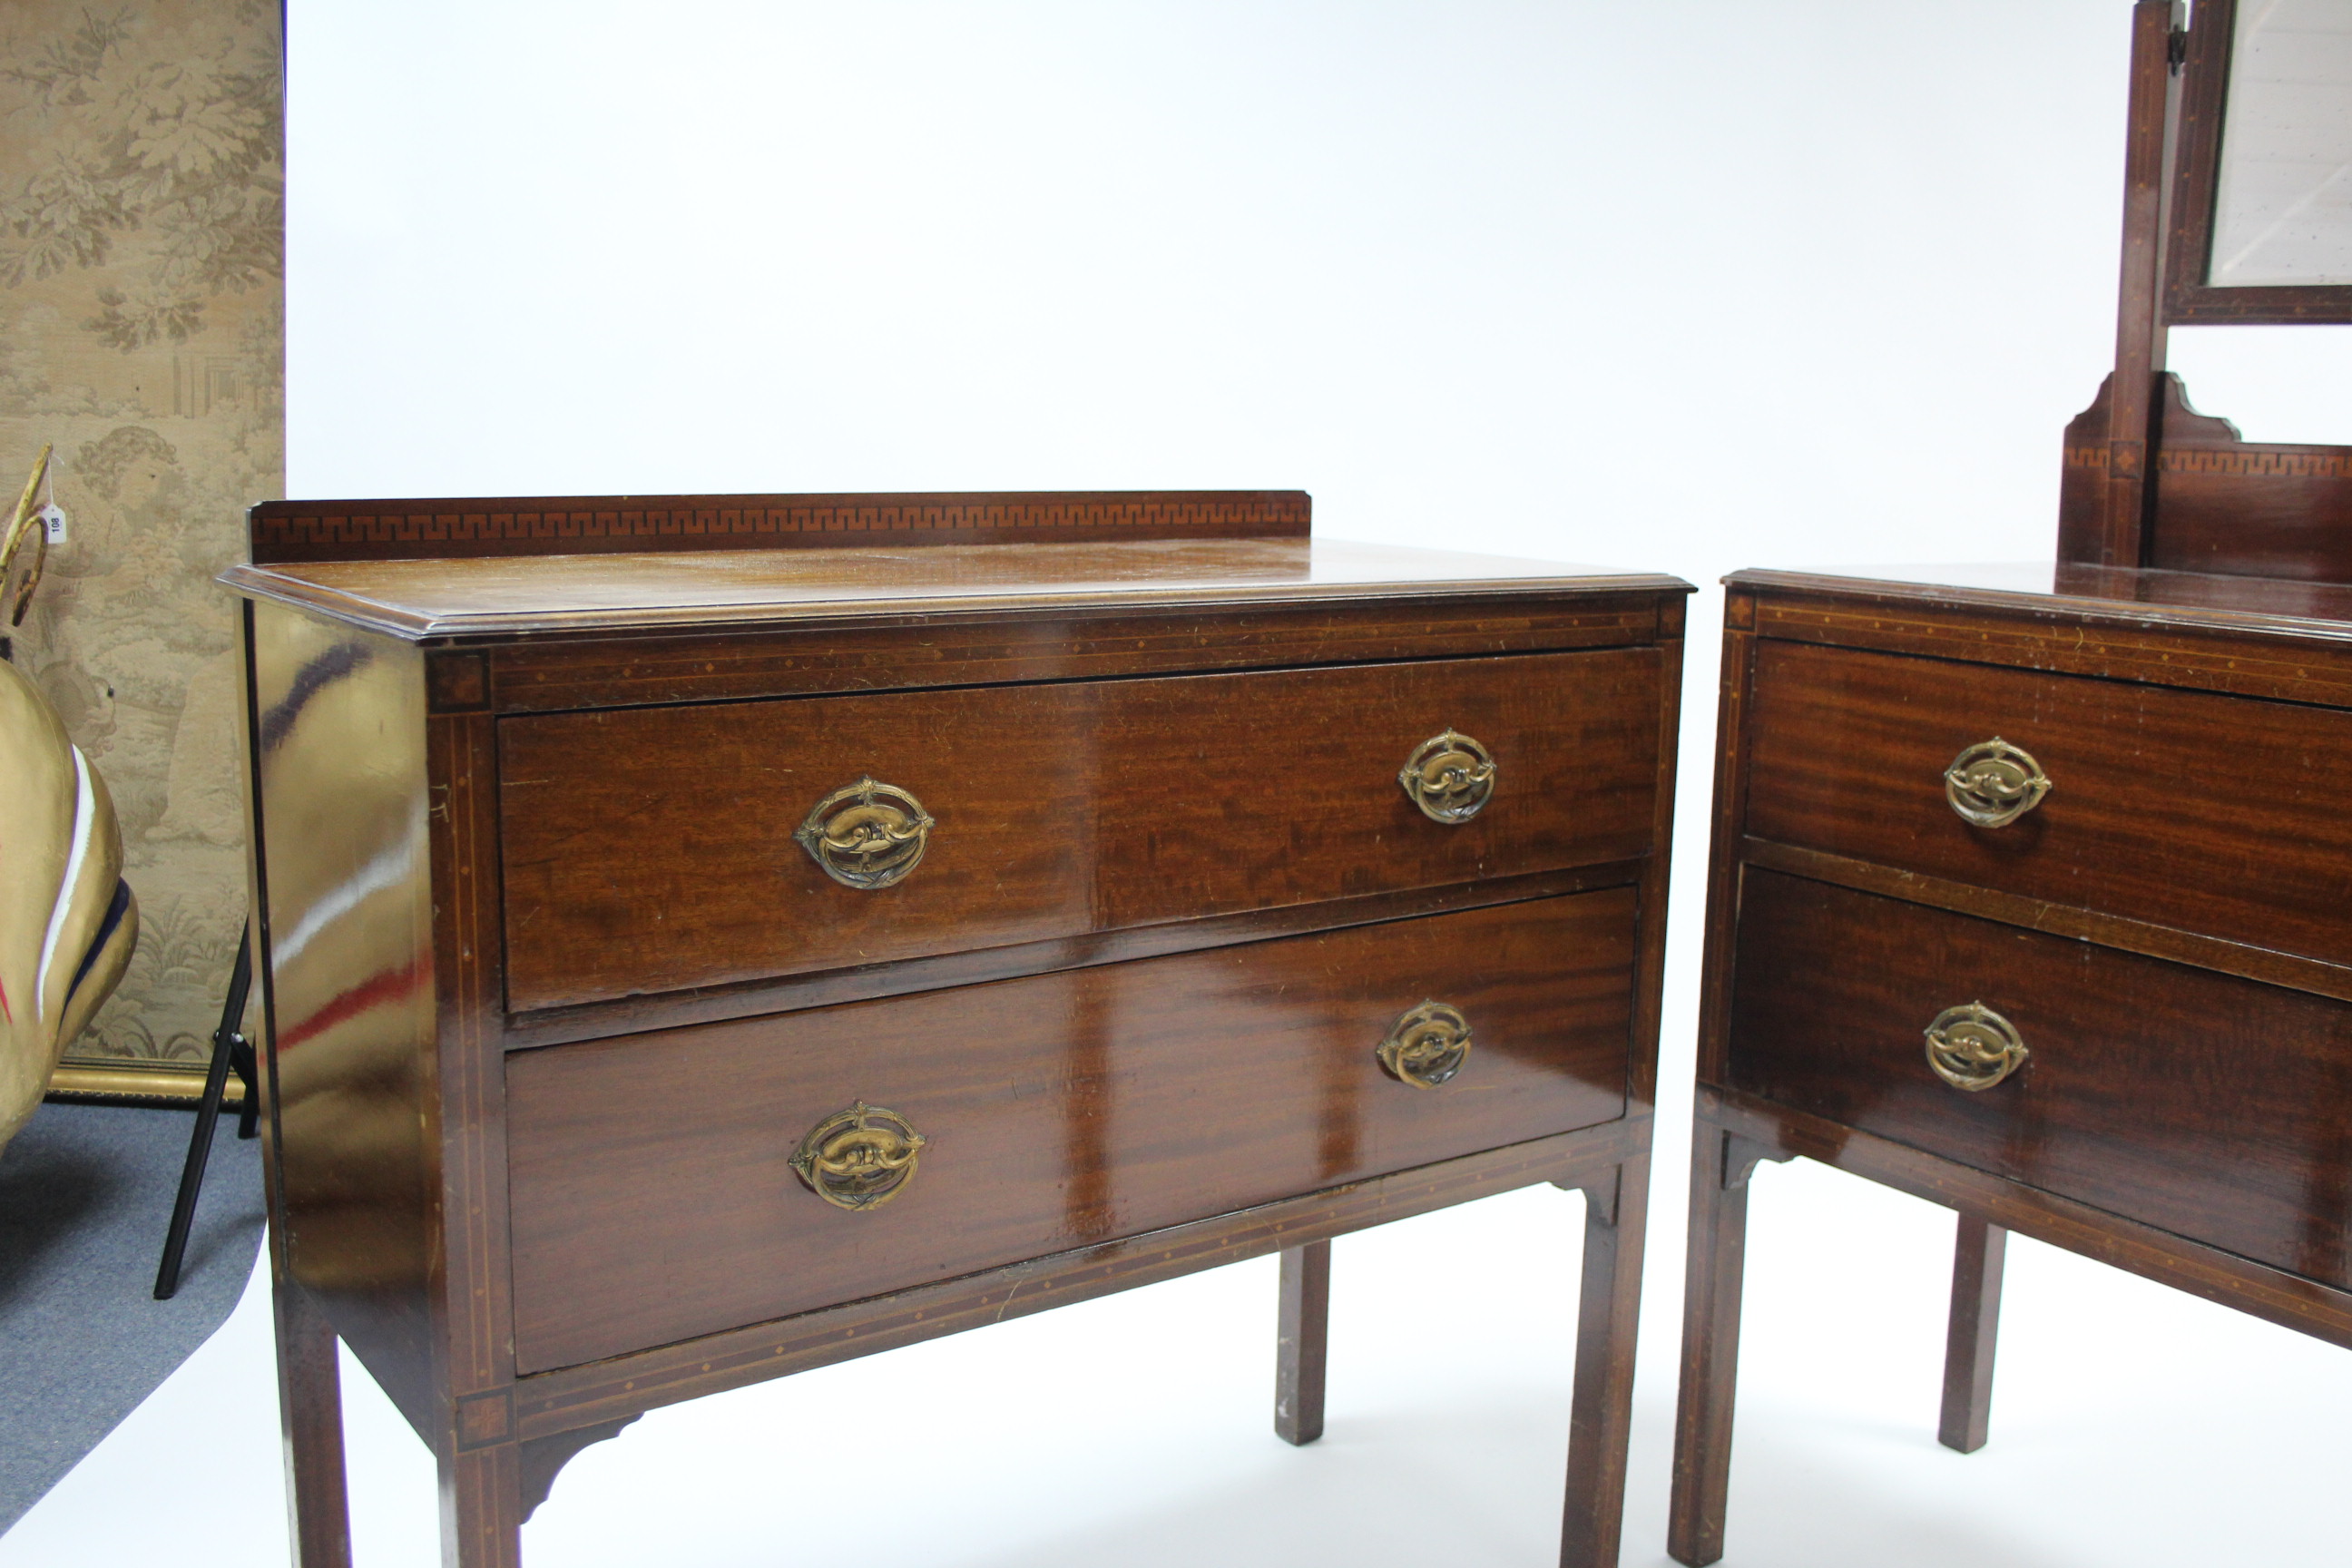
[
  {"xmin": 1944, "ymin": 738, "xmax": 2051, "ymax": 828},
  {"xmin": 1377, "ymin": 1000, "xmax": 1473, "ymax": 1088},
  {"xmin": 790, "ymin": 1102, "xmax": 927, "ymax": 1210},
  {"xmin": 795, "ymin": 777, "xmax": 934, "ymax": 889},
  {"xmin": 1924, "ymin": 1003, "xmax": 2029, "ymax": 1092},
  {"xmin": 1397, "ymin": 730, "xmax": 1496, "ymax": 824}
]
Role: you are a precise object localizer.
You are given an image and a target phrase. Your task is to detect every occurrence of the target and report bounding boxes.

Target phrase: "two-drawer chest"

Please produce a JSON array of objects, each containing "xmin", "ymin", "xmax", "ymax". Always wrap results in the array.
[
  {"xmin": 221, "ymin": 491, "xmax": 1690, "ymax": 1567},
  {"xmin": 1668, "ymin": 562, "xmax": 2352, "ymax": 1559}
]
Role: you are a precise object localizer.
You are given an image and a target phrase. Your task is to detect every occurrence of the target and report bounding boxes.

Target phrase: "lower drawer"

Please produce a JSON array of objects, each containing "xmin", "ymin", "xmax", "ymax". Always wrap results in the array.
[
  {"xmin": 506, "ymin": 889, "xmax": 1636, "ymax": 1372},
  {"xmin": 1724, "ymin": 870, "xmax": 2352, "ymax": 1289}
]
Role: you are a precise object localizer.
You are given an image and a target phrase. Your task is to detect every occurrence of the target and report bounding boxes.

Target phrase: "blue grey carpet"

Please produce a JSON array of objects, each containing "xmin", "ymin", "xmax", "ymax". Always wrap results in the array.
[{"xmin": 0, "ymin": 1101, "xmax": 264, "ymax": 1533}]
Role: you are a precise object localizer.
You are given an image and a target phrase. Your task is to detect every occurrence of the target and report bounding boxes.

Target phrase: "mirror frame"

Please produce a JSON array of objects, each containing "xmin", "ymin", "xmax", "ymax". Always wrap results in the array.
[{"xmin": 2164, "ymin": 0, "xmax": 2352, "ymax": 323}]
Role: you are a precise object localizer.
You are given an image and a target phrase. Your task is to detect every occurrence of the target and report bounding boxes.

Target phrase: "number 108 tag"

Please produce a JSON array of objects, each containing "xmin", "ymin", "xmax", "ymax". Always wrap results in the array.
[{"xmin": 38, "ymin": 504, "xmax": 65, "ymax": 544}]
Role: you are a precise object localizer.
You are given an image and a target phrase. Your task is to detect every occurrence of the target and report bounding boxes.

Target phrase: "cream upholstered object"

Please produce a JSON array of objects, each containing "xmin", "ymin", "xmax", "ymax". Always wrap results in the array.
[{"xmin": 0, "ymin": 655, "xmax": 135, "ymax": 1153}]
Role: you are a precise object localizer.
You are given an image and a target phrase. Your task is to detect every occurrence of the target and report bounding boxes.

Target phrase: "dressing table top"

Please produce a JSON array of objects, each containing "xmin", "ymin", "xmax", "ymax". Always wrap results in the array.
[{"xmin": 1731, "ymin": 562, "xmax": 2352, "ymax": 643}]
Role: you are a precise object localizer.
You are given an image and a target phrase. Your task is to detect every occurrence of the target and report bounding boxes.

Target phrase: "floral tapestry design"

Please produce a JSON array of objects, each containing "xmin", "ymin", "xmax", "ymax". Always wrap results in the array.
[{"xmin": 1, "ymin": 0, "xmax": 282, "ymax": 1074}]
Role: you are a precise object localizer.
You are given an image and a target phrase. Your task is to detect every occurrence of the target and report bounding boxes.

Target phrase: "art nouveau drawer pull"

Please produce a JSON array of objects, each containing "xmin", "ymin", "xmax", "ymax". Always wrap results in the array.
[
  {"xmin": 790, "ymin": 1102, "xmax": 927, "ymax": 1210},
  {"xmin": 1924, "ymin": 1002, "xmax": 2029, "ymax": 1092},
  {"xmin": 1944, "ymin": 738, "xmax": 2050, "ymax": 828},
  {"xmin": 795, "ymin": 777, "xmax": 934, "ymax": 889},
  {"xmin": 1377, "ymin": 999, "xmax": 1473, "ymax": 1088},
  {"xmin": 1398, "ymin": 730, "xmax": 1496, "ymax": 824}
]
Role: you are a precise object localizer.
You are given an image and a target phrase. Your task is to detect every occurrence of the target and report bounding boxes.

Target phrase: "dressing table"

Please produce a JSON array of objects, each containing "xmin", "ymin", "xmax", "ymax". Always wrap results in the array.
[
  {"xmin": 223, "ymin": 490, "xmax": 1690, "ymax": 1566},
  {"xmin": 1668, "ymin": 3, "xmax": 2352, "ymax": 1559}
]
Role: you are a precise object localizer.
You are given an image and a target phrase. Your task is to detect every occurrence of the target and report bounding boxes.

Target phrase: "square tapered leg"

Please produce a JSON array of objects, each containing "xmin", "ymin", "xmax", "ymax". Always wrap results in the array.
[
  {"xmin": 1938, "ymin": 1215, "xmax": 2007, "ymax": 1454},
  {"xmin": 1668, "ymin": 1130, "xmax": 1782, "ymax": 1567},
  {"xmin": 1275, "ymin": 1240, "xmax": 1331, "ymax": 1446},
  {"xmin": 1561, "ymin": 1154, "xmax": 1650, "ymax": 1568},
  {"xmin": 273, "ymin": 1276, "xmax": 352, "ymax": 1568}
]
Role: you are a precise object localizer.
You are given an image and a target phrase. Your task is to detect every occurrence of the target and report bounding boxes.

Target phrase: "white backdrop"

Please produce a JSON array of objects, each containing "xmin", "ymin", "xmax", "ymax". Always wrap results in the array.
[{"xmin": 11, "ymin": 4, "xmax": 2352, "ymax": 1565}]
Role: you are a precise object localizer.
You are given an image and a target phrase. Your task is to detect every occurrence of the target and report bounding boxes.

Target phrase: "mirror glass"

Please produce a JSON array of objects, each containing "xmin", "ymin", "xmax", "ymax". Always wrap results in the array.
[{"xmin": 2210, "ymin": 0, "xmax": 2352, "ymax": 286}]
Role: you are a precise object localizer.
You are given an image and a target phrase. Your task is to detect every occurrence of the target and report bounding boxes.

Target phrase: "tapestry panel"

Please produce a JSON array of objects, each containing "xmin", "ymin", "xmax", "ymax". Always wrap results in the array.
[{"xmin": 1, "ymin": 0, "xmax": 283, "ymax": 1076}]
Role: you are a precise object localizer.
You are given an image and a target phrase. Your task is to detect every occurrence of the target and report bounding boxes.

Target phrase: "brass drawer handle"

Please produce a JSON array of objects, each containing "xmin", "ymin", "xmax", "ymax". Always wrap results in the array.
[
  {"xmin": 795, "ymin": 777, "xmax": 934, "ymax": 889},
  {"xmin": 1377, "ymin": 1000, "xmax": 1473, "ymax": 1088},
  {"xmin": 1944, "ymin": 738, "xmax": 2050, "ymax": 828},
  {"xmin": 791, "ymin": 1102, "xmax": 927, "ymax": 1210},
  {"xmin": 1398, "ymin": 730, "xmax": 1496, "ymax": 824},
  {"xmin": 1924, "ymin": 1003, "xmax": 2029, "ymax": 1092}
]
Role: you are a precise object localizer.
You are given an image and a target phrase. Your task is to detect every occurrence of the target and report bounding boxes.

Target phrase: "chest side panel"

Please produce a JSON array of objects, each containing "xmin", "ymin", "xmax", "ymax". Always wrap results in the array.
[{"xmin": 248, "ymin": 602, "xmax": 440, "ymax": 1428}]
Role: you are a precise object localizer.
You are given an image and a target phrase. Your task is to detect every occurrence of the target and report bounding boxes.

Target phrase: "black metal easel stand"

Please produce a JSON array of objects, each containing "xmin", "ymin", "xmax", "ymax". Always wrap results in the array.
[{"xmin": 153, "ymin": 928, "xmax": 258, "ymax": 1300}]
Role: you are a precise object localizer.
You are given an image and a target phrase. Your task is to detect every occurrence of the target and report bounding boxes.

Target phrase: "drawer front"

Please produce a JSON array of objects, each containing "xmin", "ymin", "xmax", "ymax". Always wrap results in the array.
[
  {"xmin": 506, "ymin": 889, "xmax": 1634, "ymax": 1371},
  {"xmin": 1725, "ymin": 870, "xmax": 2352, "ymax": 1289},
  {"xmin": 500, "ymin": 647, "xmax": 1660, "ymax": 1010},
  {"xmin": 1745, "ymin": 639, "xmax": 2352, "ymax": 967}
]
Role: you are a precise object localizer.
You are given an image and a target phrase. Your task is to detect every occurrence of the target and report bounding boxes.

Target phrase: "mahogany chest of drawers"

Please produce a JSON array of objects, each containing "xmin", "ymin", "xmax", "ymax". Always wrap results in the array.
[
  {"xmin": 223, "ymin": 491, "xmax": 1690, "ymax": 1567},
  {"xmin": 1668, "ymin": 563, "xmax": 2352, "ymax": 1563}
]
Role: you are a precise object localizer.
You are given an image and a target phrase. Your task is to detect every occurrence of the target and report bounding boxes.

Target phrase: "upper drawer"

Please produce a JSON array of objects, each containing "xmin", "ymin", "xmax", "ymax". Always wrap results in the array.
[
  {"xmin": 499, "ymin": 648, "xmax": 1661, "ymax": 1010},
  {"xmin": 1745, "ymin": 640, "xmax": 2352, "ymax": 967}
]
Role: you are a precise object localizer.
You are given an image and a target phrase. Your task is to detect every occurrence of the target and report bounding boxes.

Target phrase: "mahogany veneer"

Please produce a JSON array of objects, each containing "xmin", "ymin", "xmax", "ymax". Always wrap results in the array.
[
  {"xmin": 1743, "ymin": 638, "xmax": 2352, "ymax": 970},
  {"xmin": 1730, "ymin": 868, "xmax": 2352, "ymax": 1290},
  {"xmin": 227, "ymin": 490, "xmax": 1690, "ymax": 1568},
  {"xmin": 508, "ymin": 893, "xmax": 1637, "ymax": 1372},
  {"xmin": 498, "ymin": 648, "xmax": 1661, "ymax": 1009}
]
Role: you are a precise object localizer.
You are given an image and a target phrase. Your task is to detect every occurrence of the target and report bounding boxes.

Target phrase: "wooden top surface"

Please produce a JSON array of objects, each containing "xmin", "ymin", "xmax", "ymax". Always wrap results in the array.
[
  {"xmin": 1730, "ymin": 562, "xmax": 2352, "ymax": 643},
  {"xmin": 221, "ymin": 536, "xmax": 1690, "ymax": 641}
]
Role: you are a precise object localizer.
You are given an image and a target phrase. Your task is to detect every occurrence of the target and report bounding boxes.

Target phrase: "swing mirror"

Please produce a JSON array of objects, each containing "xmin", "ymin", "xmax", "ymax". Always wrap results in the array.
[{"xmin": 2168, "ymin": 0, "xmax": 2352, "ymax": 320}]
